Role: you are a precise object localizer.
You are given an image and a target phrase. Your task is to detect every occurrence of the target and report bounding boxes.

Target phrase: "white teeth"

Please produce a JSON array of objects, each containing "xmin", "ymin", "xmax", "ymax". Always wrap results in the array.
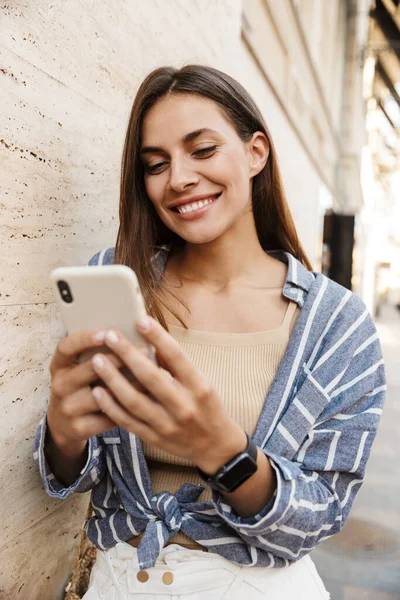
[{"xmin": 177, "ymin": 196, "xmax": 217, "ymax": 214}]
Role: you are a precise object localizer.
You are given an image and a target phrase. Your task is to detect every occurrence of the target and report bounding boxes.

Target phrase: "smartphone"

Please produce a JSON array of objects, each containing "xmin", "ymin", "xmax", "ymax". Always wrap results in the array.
[{"xmin": 50, "ymin": 265, "xmax": 156, "ymax": 369}]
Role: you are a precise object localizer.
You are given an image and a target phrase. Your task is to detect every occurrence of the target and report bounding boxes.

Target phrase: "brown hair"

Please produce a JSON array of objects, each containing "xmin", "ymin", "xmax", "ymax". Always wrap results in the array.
[{"xmin": 115, "ymin": 64, "xmax": 312, "ymax": 330}]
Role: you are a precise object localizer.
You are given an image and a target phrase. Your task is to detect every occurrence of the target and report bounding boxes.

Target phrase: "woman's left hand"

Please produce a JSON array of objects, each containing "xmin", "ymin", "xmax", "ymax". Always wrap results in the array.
[{"xmin": 91, "ymin": 316, "xmax": 247, "ymax": 474}]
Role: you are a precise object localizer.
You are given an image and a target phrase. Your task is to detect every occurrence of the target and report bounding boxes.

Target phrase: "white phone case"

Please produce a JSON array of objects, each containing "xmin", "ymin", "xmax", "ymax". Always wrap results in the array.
[{"xmin": 50, "ymin": 264, "xmax": 156, "ymax": 364}]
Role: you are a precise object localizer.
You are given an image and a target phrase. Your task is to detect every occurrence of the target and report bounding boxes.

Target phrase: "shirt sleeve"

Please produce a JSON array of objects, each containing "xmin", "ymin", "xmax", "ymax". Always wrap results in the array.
[
  {"xmin": 212, "ymin": 311, "xmax": 386, "ymax": 563},
  {"xmin": 33, "ymin": 415, "xmax": 107, "ymax": 499}
]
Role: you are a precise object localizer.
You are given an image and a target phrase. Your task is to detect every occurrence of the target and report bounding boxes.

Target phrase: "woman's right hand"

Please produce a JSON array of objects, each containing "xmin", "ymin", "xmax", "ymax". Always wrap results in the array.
[{"xmin": 46, "ymin": 329, "xmax": 120, "ymax": 461}]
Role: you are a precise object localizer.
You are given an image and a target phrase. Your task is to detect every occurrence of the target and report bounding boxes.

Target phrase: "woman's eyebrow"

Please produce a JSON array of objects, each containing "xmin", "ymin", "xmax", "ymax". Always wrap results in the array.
[{"xmin": 141, "ymin": 128, "xmax": 220, "ymax": 155}]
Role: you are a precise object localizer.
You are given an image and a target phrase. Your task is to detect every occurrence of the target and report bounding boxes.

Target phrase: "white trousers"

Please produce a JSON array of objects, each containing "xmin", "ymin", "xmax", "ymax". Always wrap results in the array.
[{"xmin": 82, "ymin": 542, "xmax": 330, "ymax": 600}]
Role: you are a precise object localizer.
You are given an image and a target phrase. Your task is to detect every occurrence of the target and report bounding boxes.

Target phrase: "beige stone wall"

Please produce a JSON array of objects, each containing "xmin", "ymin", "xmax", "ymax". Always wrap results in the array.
[{"xmin": 1, "ymin": 2, "xmax": 242, "ymax": 598}]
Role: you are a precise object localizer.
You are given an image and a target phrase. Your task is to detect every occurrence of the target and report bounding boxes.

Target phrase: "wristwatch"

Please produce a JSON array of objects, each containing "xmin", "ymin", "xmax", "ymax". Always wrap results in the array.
[{"xmin": 197, "ymin": 432, "xmax": 258, "ymax": 493}]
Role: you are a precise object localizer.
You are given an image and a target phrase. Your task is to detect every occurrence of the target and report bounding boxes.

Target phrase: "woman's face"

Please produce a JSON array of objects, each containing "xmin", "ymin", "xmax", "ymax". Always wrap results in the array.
[{"xmin": 140, "ymin": 94, "xmax": 267, "ymax": 245}]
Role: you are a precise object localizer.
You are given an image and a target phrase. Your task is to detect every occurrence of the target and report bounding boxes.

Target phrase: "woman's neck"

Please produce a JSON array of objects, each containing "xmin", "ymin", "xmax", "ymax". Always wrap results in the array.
[{"xmin": 168, "ymin": 227, "xmax": 283, "ymax": 293}]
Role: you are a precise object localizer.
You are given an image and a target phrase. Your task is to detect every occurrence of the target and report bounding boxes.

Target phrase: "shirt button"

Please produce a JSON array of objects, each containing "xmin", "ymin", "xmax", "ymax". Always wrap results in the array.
[
  {"xmin": 137, "ymin": 570, "xmax": 149, "ymax": 583},
  {"xmin": 162, "ymin": 571, "xmax": 174, "ymax": 585}
]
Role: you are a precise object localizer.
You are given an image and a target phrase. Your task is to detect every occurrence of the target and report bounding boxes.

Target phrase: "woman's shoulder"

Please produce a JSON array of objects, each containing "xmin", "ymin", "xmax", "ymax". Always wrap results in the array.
[
  {"xmin": 311, "ymin": 271, "xmax": 371, "ymax": 326},
  {"xmin": 307, "ymin": 272, "xmax": 382, "ymax": 369},
  {"xmin": 294, "ymin": 273, "xmax": 385, "ymax": 411}
]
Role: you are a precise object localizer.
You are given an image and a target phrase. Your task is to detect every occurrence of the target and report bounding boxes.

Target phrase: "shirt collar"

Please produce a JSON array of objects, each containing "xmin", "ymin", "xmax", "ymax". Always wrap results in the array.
[
  {"xmin": 266, "ymin": 250, "xmax": 314, "ymax": 306},
  {"xmin": 153, "ymin": 245, "xmax": 314, "ymax": 308}
]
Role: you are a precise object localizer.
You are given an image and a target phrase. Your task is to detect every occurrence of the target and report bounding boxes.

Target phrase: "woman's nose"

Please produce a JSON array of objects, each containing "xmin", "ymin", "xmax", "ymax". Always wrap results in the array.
[{"xmin": 168, "ymin": 158, "xmax": 199, "ymax": 192}]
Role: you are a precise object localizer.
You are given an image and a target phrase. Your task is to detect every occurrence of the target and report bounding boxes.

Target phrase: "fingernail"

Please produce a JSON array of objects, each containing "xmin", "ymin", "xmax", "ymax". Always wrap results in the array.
[
  {"xmin": 137, "ymin": 316, "xmax": 152, "ymax": 332},
  {"xmin": 93, "ymin": 355, "xmax": 106, "ymax": 370},
  {"xmin": 106, "ymin": 330, "xmax": 119, "ymax": 344},
  {"xmin": 92, "ymin": 387, "xmax": 103, "ymax": 400},
  {"xmin": 93, "ymin": 331, "xmax": 106, "ymax": 343}
]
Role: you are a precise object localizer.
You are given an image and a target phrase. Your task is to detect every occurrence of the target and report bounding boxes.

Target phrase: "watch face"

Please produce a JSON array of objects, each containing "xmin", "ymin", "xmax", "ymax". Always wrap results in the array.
[{"xmin": 217, "ymin": 455, "xmax": 257, "ymax": 492}]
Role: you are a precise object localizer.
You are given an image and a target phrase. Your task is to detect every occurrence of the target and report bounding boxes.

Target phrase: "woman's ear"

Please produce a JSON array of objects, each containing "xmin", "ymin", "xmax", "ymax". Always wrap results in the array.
[{"xmin": 248, "ymin": 132, "xmax": 269, "ymax": 178}]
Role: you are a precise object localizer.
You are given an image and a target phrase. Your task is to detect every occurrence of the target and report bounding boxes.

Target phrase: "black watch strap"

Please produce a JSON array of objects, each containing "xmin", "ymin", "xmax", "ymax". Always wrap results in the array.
[{"xmin": 197, "ymin": 432, "xmax": 258, "ymax": 493}]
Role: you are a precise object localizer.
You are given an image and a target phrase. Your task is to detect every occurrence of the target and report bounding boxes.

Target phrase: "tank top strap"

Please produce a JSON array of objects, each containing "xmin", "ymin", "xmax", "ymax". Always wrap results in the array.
[{"xmin": 281, "ymin": 300, "xmax": 298, "ymax": 331}]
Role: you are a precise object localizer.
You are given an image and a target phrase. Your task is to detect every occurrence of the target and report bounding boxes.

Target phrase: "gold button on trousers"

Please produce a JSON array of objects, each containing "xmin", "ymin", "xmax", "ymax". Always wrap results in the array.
[
  {"xmin": 162, "ymin": 571, "xmax": 174, "ymax": 585},
  {"xmin": 136, "ymin": 570, "xmax": 149, "ymax": 583}
]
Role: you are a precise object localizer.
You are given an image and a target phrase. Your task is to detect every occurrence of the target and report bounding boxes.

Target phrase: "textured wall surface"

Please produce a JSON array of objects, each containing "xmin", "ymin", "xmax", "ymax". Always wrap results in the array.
[{"xmin": 0, "ymin": 2, "xmax": 242, "ymax": 598}]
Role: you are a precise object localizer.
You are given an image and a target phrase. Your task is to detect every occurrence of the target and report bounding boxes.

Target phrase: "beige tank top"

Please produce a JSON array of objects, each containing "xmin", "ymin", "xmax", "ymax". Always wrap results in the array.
[{"xmin": 141, "ymin": 301, "xmax": 299, "ymax": 545}]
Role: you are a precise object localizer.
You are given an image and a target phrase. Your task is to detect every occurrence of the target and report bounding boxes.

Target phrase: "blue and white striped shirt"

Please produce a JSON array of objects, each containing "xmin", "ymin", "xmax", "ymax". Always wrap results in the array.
[{"xmin": 34, "ymin": 246, "xmax": 386, "ymax": 571}]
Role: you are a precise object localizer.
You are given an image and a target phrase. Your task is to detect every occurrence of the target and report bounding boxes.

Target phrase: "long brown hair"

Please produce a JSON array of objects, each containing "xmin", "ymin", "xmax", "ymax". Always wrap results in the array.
[{"xmin": 115, "ymin": 64, "xmax": 312, "ymax": 330}]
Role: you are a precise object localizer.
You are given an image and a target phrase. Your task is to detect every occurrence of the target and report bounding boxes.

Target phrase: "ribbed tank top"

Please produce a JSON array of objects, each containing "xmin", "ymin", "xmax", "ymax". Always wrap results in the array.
[{"xmin": 141, "ymin": 301, "xmax": 299, "ymax": 546}]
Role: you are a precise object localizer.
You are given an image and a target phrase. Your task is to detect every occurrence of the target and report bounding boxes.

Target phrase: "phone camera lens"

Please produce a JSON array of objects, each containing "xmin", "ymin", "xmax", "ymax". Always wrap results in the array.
[{"xmin": 57, "ymin": 280, "xmax": 73, "ymax": 304}]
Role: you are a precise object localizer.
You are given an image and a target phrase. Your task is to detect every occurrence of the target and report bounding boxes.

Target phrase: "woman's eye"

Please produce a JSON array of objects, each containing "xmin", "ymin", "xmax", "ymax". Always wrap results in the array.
[
  {"xmin": 145, "ymin": 146, "xmax": 217, "ymax": 174},
  {"xmin": 146, "ymin": 162, "xmax": 168, "ymax": 174},
  {"xmin": 193, "ymin": 145, "xmax": 218, "ymax": 157}
]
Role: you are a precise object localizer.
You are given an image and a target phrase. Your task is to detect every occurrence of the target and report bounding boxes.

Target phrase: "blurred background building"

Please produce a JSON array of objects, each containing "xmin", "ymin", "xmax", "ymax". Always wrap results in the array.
[
  {"xmin": 361, "ymin": 0, "xmax": 400, "ymax": 315},
  {"xmin": 239, "ymin": 0, "xmax": 400, "ymax": 316},
  {"xmin": 240, "ymin": 0, "xmax": 368, "ymax": 290},
  {"xmin": 1, "ymin": 1, "xmax": 399, "ymax": 599}
]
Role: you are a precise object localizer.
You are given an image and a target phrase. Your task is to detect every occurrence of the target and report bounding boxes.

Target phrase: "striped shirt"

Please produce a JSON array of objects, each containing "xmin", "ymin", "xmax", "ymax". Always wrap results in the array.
[{"xmin": 34, "ymin": 246, "xmax": 386, "ymax": 571}]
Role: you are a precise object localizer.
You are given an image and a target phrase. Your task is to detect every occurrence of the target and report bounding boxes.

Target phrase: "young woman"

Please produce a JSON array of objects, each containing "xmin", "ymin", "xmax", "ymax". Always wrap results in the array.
[{"xmin": 34, "ymin": 65, "xmax": 385, "ymax": 600}]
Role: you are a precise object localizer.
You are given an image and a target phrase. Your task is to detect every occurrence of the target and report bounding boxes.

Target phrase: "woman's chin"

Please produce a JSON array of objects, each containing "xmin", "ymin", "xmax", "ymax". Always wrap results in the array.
[
  {"xmin": 176, "ymin": 229, "xmax": 223, "ymax": 245},
  {"xmin": 162, "ymin": 219, "xmax": 223, "ymax": 245}
]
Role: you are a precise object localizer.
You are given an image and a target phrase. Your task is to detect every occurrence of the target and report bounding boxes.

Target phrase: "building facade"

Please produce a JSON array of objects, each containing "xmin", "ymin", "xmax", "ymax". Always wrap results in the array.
[
  {"xmin": 237, "ymin": 0, "xmax": 372, "ymax": 289},
  {"xmin": 359, "ymin": 0, "xmax": 400, "ymax": 313}
]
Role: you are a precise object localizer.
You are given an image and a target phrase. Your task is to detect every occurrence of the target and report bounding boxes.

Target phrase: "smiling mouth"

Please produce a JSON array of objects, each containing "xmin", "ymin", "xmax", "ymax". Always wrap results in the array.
[{"xmin": 171, "ymin": 193, "xmax": 221, "ymax": 214}]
